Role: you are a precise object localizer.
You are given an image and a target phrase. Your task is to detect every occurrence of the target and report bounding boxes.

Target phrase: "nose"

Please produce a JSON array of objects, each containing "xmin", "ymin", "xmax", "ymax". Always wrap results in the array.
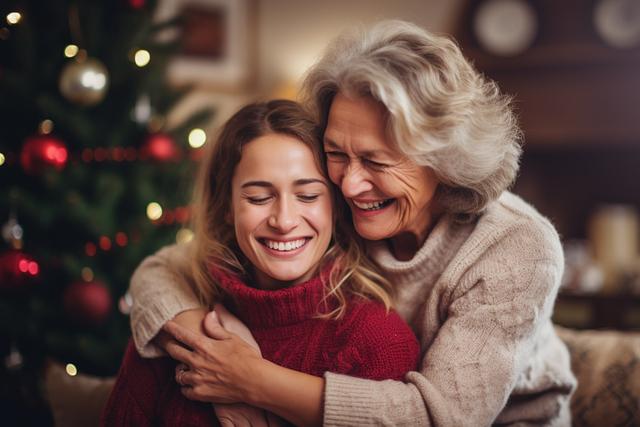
[
  {"xmin": 339, "ymin": 161, "xmax": 373, "ymax": 198},
  {"xmin": 268, "ymin": 197, "xmax": 299, "ymax": 233}
]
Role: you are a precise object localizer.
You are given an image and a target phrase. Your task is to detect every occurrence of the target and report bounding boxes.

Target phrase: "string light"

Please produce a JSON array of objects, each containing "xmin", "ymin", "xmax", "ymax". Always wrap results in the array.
[
  {"xmin": 81, "ymin": 267, "xmax": 94, "ymax": 282},
  {"xmin": 98, "ymin": 236, "xmax": 112, "ymax": 251},
  {"xmin": 176, "ymin": 228, "xmax": 194, "ymax": 244},
  {"xmin": 39, "ymin": 119, "xmax": 54, "ymax": 134},
  {"xmin": 188, "ymin": 128, "xmax": 207, "ymax": 148},
  {"xmin": 0, "ymin": 28, "xmax": 9, "ymax": 41},
  {"xmin": 115, "ymin": 232, "xmax": 128, "ymax": 247},
  {"xmin": 134, "ymin": 49, "xmax": 151, "ymax": 67},
  {"xmin": 65, "ymin": 363, "xmax": 78, "ymax": 376},
  {"xmin": 85, "ymin": 242, "xmax": 97, "ymax": 257},
  {"xmin": 64, "ymin": 44, "xmax": 79, "ymax": 58},
  {"xmin": 94, "ymin": 148, "xmax": 108, "ymax": 162},
  {"xmin": 146, "ymin": 202, "xmax": 163, "ymax": 221},
  {"xmin": 18, "ymin": 257, "xmax": 39, "ymax": 276},
  {"xmin": 6, "ymin": 12, "xmax": 21, "ymax": 25},
  {"xmin": 0, "ymin": 152, "xmax": 5, "ymax": 166}
]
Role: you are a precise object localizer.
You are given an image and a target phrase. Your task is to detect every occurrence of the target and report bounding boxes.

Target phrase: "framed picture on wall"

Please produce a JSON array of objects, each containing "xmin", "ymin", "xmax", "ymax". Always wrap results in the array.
[{"xmin": 156, "ymin": 0, "xmax": 254, "ymax": 91}]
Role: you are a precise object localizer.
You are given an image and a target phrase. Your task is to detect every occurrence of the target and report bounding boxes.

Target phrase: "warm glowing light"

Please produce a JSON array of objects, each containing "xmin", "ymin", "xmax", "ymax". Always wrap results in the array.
[
  {"xmin": 27, "ymin": 261, "xmax": 38, "ymax": 275},
  {"xmin": 115, "ymin": 232, "xmax": 128, "ymax": 246},
  {"xmin": 64, "ymin": 44, "xmax": 79, "ymax": 58},
  {"xmin": 188, "ymin": 128, "xmax": 207, "ymax": 148},
  {"xmin": 65, "ymin": 363, "xmax": 78, "ymax": 376},
  {"xmin": 134, "ymin": 49, "xmax": 151, "ymax": 67},
  {"xmin": 81, "ymin": 267, "xmax": 94, "ymax": 282},
  {"xmin": 146, "ymin": 202, "xmax": 163, "ymax": 221},
  {"xmin": 81, "ymin": 148, "xmax": 93, "ymax": 162},
  {"xmin": 85, "ymin": 242, "xmax": 97, "ymax": 257},
  {"xmin": 99, "ymin": 236, "xmax": 112, "ymax": 251},
  {"xmin": 94, "ymin": 148, "xmax": 107, "ymax": 161},
  {"xmin": 39, "ymin": 119, "xmax": 54, "ymax": 134},
  {"xmin": 80, "ymin": 70, "xmax": 106, "ymax": 90},
  {"xmin": 176, "ymin": 228, "xmax": 194, "ymax": 244},
  {"xmin": 6, "ymin": 12, "xmax": 21, "ymax": 25},
  {"xmin": 0, "ymin": 152, "xmax": 5, "ymax": 166}
]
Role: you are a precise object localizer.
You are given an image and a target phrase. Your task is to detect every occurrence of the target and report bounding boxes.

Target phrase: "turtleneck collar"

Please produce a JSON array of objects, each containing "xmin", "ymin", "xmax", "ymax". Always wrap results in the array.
[{"xmin": 209, "ymin": 265, "xmax": 334, "ymax": 329}]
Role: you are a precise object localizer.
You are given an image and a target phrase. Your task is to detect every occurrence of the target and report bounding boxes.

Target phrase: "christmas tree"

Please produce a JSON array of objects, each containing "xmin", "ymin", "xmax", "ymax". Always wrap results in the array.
[{"xmin": 0, "ymin": 0, "xmax": 211, "ymax": 422}]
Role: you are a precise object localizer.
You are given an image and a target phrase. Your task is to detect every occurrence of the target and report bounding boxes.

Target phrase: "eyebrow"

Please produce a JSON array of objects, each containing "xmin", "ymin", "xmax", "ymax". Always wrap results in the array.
[{"xmin": 241, "ymin": 178, "xmax": 327, "ymax": 189}]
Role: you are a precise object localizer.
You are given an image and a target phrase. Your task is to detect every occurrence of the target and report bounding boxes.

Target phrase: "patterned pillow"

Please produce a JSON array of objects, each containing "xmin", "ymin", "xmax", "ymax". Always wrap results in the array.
[{"xmin": 555, "ymin": 326, "xmax": 640, "ymax": 427}]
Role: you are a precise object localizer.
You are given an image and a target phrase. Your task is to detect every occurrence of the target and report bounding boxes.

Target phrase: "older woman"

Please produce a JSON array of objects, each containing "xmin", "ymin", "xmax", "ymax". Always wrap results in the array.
[{"xmin": 129, "ymin": 20, "xmax": 575, "ymax": 426}]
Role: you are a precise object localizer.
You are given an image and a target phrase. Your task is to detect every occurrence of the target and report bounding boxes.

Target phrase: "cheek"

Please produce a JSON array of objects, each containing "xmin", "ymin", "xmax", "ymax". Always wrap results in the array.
[
  {"xmin": 233, "ymin": 207, "xmax": 263, "ymax": 240},
  {"xmin": 306, "ymin": 202, "xmax": 333, "ymax": 239}
]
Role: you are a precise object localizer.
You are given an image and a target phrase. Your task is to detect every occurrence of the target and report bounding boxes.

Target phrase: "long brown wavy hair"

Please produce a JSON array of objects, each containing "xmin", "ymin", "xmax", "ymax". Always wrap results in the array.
[{"xmin": 183, "ymin": 99, "xmax": 393, "ymax": 318}]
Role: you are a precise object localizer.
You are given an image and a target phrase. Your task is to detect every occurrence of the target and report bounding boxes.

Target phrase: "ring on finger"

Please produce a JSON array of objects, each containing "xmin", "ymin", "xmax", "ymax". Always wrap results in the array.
[{"xmin": 177, "ymin": 367, "xmax": 187, "ymax": 386}]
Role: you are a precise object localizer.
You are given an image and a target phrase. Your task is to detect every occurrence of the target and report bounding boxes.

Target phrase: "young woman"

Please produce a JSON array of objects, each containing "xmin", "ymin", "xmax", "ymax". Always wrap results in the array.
[{"xmin": 101, "ymin": 100, "xmax": 419, "ymax": 426}]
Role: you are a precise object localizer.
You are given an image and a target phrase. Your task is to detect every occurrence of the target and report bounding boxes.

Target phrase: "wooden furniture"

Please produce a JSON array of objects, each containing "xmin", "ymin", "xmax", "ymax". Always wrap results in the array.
[
  {"xmin": 456, "ymin": 0, "xmax": 640, "ymax": 241},
  {"xmin": 554, "ymin": 291, "xmax": 640, "ymax": 330}
]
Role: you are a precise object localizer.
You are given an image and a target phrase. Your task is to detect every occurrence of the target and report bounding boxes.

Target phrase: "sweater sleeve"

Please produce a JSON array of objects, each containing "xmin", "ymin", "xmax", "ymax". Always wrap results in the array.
[
  {"xmin": 129, "ymin": 243, "xmax": 202, "ymax": 357},
  {"xmin": 101, "ymin": 341, "xmax": 164, "ymax": 427},
  {"xmin": 323, "ymin": 219, "xmax": 570, "ymax": 426}
]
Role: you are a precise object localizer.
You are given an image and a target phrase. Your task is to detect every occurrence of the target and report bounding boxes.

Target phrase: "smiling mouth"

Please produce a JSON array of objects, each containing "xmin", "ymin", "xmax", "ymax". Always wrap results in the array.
[
  {"xmin": 352, "ymin": 199, "xmax": 395, "ymax": 211},
  {"xmin": 258, "ymin": 238, "xmax": 309, "ymax": 252}
]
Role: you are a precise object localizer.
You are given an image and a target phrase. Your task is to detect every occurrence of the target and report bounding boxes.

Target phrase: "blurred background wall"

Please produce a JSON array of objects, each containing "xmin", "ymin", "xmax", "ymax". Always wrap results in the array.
[{"xmin": 169, "ymin": 0, "xmax": 465, "ymax": 127}]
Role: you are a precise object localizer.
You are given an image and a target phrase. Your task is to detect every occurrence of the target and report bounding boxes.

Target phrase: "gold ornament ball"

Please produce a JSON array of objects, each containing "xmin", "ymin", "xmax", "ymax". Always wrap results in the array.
[{"xmin": 59, "ymin": 58, "xmax": 109, "ymax": 106}]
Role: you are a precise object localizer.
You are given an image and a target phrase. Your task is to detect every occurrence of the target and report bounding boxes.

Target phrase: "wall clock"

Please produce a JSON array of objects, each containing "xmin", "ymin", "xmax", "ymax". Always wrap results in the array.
[
  {"xmin": 594, "ymin": 0, "xmax": 640, "ymax": 48},
  {"xmin": 473, "ymin": 0, "xmax": 539, "ymax": 56}
]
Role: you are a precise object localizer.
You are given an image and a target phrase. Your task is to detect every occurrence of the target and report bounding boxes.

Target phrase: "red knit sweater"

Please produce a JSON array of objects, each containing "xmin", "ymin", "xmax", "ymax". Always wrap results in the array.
[{"xmin": 102, "ymin": 268, "xmax": 419, "ymax": 426}]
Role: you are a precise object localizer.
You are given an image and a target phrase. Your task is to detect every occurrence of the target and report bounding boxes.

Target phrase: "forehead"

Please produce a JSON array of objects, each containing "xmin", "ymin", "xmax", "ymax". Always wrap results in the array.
[
  {"xmin": 234, "ymin": 133, "xmax": 325, "ymax": 180},
  {"xmin": 324, "ymin": 93, "xmax": 395, "ymax": 153}
]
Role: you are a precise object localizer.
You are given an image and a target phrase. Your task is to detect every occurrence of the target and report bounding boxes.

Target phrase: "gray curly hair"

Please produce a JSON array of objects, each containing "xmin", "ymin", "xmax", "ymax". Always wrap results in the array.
[{"xmin": 301, "ymin": 20, "xmax": 523, "ymax": 218}]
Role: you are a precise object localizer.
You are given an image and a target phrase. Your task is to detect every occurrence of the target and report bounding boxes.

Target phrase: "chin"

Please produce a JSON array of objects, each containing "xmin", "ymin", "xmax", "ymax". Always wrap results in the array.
[{"xmin": 354, "ymin": 223, "xmax": 392, "ymax": 241}]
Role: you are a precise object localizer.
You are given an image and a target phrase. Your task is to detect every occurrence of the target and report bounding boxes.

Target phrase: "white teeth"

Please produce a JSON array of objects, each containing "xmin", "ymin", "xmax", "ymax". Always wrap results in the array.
[
  {"xmin": 264, "ymin": 239, "xmax": 306, "ymax": 252},
  {"xmin": 353, "ymin": 200, "xmax": 387, "ymax": 210}
]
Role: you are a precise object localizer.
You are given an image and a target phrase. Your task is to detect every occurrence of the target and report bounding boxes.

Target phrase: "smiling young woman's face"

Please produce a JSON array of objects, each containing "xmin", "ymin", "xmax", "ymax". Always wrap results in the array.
[{"xmin": 231, "ymin": 133, "xmax": 333, "ymax": 290}]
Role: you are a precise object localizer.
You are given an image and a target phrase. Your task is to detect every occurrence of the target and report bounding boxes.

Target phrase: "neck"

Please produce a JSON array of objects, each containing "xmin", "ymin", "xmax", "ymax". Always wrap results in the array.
[
  {"xmin": 251, "ymin": 267, "xmax": 314, "ymax": 291},
  {"xmin": 388, "ymin": 210, "xmax": 440, "ymax": 261}
]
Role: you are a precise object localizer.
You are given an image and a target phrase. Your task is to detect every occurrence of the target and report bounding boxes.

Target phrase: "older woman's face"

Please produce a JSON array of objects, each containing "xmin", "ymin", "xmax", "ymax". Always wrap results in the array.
[{"xmin": 323, "ymin": 93, "xmax": 438, "ymax": 242}]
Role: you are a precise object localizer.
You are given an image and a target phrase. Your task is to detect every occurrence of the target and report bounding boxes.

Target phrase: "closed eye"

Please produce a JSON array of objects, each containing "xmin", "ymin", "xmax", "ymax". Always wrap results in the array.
[
  {"xmin": 362, "ymin": 158, "xmax": 390, "ymax": 169},
  {"xmin": 246, "ymin": 196, "xmax": 272, "ymax": 205},
  {"xmin": 297, "ymin": 194, "xmax": 320, "ymax": 203}
]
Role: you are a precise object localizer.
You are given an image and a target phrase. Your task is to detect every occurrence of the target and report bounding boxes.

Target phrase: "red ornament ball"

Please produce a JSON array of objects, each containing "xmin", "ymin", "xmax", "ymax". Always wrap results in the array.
[
  {"xmin": 141, "ymin": 133, "xmax": 180, "ymax": 162},
  {"xmin": 63, "ymin": 280, "xmax": 112, "ymax": 326},
  {"xmin": 128, "ymin": 0, "xmax": 146, "ymax": 9},
  {"xmin": 20, "ymin": 134, "xmax": 68, "ymax": 174},
  {"xmin": 0, "ymin": 250, "xmax": 39, "ymax": 290}
]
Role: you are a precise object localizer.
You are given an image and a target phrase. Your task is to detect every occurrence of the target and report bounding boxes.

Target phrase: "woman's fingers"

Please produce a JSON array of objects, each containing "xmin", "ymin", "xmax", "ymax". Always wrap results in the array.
[
  {"xmin": 164, "ymin": 320, "xmax": 211, "ymax": 353},
  {"xmin": 175, "ymin": 363, "xmax": 189, "ymax": 384},
  {"xmin": 175, "ymin": 364, "xmax": 189, "ymax": 386},
  {"xmin": 165, "ymin": 340, "xmax": 197, "ymax": 366}
]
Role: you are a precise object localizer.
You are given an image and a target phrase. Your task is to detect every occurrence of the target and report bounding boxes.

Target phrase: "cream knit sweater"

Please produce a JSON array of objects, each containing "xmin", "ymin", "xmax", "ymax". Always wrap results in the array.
[{"xmin": 129, "ymin": 192, "xmax": 576, "ymax": 426}]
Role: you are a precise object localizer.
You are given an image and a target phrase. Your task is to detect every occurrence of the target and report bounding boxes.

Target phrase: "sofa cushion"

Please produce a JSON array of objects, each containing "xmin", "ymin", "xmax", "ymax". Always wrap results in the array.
[{"xmin": 555, "ymin": 326, "xmax": 640, "ymax": 427}]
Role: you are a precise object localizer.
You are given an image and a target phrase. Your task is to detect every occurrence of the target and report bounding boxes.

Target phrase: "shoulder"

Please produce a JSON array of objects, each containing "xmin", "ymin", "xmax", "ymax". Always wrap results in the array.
[
  {"xmin": 444, "ymin": 192, "xmax": 564, "ymax": 317},
  {"xmin": 452, "ymin": 192, "xmax": 563, "ymax": 274}
]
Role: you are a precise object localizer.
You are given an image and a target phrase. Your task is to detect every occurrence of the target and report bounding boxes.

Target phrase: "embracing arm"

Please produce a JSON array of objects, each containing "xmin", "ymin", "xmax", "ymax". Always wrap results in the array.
[
  {"xmin": 164, "ymin": 319, "xmax": 324, "ymax": 427},
  {"xmin": 129, "ymin": 243, "xmax": 203, "ymax": 357},
  {"xmin": 321, "ymin": 220, "xmax": 574, "ymax": 426}
]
